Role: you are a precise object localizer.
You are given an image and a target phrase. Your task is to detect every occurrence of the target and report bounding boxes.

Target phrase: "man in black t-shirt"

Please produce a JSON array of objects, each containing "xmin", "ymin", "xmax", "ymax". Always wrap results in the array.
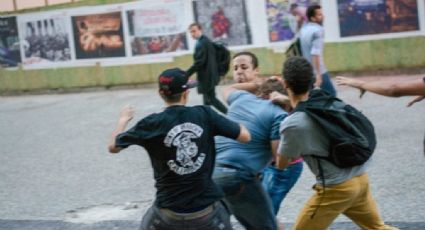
[{"xmin": 108, "ymin": 68, "xmax": 250, "ymax": 230}]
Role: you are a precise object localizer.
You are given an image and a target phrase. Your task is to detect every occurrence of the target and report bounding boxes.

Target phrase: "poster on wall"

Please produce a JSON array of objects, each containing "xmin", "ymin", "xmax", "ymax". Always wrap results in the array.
[
  {"xmin": 19, "ymin": 12, "xmax": 72, "ymax": 67},
  {"xmin": 193, "ymin": 0, "xmax": 251, "ymax": 46},
  {"xmin": 266, "ymin": 0, "xmax": 320, "ymax": 43},
  {"xmin": 126, "ymin": 0, "xmax": 188, "ymax": 56},
  {"xmin": 338, "ymin": 0, "xmax": 419, "ymax": 37},
  {"xmin": 72, "ymin": 11, "xmax": 126, "ymax": 59},
  {"xmin": 0, "ymin": 16, "xmax": 21, "ymax": 68}
]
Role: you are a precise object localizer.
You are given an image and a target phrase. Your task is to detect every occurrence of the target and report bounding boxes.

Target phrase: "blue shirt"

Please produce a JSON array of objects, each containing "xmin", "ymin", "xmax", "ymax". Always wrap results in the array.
[
  {"xmin": 215, "ymin": 91, "xmax": 287, "ymax": 174},
  {"xmin": 300, "ymin": 22, "xmax": 327, "ymax": 74}
]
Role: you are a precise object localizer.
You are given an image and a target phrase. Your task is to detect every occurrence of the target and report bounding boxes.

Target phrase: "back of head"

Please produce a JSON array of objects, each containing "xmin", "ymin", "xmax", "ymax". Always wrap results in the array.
[
  {"xmin": 282, "ymin": 57, "xmax": 313, "ymax": 95},
  {"xmin": 307, "ymin": 4, "xmax": 321, "ymax": 21},
  {"xmin": 158, "ymin": 68, "xmax": 197, "ymax": 103},
  {"xmin": 258, "ymin": 78, "xmax": 286, "ymax": 99}
]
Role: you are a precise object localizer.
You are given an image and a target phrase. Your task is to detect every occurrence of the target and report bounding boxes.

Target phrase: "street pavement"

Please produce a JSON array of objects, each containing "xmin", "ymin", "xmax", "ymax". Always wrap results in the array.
[{"xmin": 0, "ymin": 75, "xmax": 424, "ymax": 230}]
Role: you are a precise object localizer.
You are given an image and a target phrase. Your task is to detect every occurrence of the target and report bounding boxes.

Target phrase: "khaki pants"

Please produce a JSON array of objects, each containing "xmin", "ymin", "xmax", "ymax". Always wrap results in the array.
[{"xmin": 294, "ymin": 173, "xmax": 398, "ymax": 230}]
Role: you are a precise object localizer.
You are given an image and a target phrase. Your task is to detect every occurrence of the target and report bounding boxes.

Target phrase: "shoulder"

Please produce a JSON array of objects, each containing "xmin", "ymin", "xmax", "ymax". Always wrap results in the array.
[
  {"xmin": 228, "ymin": 90, "xmax": 255, "ymax": 104},
  {"xmin": 281, "ymin": 111, "xmax": 311, "ymax": 131}
]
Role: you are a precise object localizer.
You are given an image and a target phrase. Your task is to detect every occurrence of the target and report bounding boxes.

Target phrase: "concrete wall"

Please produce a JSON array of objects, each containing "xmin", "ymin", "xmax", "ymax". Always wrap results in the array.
[{"xmin": 1, "ymin": 0, "xmax": 425, "ymax": 93}]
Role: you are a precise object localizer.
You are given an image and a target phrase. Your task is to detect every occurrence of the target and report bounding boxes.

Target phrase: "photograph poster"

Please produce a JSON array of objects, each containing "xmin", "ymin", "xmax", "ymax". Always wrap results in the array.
[
  {"xmin": 0, "ymin": 16, "xmax": 21, "ymax": 68},
  {"xmin": 266, "ymin": 0, "xmax": 320, "ymax": 42},
  {"xmin": 20, "ymin": 12, "xmax": 72, "ymax": 67},
  {"xmin": 127, "ymin": 0, "xmax": 188, "ymax": 56},
  {"xmin": 72, "ymin": 11, "xmax": 126, "ymax": 59},
  {"xmin": 338, "ymin": 0, "xmax": 419, "ymax": 37},
  {"xmin": 193, "ymin": 0, "xmax": 252, "ymax": 46}
]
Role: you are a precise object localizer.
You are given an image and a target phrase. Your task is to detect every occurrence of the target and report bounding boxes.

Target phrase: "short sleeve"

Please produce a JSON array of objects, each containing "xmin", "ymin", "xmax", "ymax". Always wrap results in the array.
[
  {"xmin": 227, "ymin": 90, "xmax": 250, "ymax": 105},
  {"xmin": 270, "ymin": 110, "xmax": 287, "ymax": 140},
  {"xmin": 278, "ymin": 118, "xmax": 307, "ymax": 158},
  {"xmin": 115, "ymin": 122, "xmax": 145, "ymax": 149},
  {"xmin": 310, "ymin": 29, "xmax": 323, "ymax": 56},
  {"xmin": 207, "ymin": 107, "xmax": 240, "ymax": 139}
]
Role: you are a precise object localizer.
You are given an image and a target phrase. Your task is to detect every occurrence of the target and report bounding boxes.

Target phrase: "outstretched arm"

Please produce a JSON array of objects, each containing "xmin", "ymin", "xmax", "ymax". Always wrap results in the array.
[
  {"xmin": 222, "ymin": 81, "xmax": 262, "ymax": 104},
  {"xmin": 336, "ymin": 76, "xmax": 425, "ymax": 97},
  {"xmin": 108, "ymin": 106, "xmax": 135, "ymax": 153}
]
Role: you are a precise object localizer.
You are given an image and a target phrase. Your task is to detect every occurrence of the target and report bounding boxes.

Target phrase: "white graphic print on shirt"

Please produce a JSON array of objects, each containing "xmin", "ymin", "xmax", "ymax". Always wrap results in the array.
[{"xmin": 164, "ymin": 123, "xmax": 206, "ymax": 175}]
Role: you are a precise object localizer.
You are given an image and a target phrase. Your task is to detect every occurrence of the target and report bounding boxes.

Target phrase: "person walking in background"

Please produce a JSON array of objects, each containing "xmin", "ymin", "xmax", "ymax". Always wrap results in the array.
[
  {"xmin": 213, "ymin": 78, "xmax": 288, "ymax": 230},
  {"xmin": 232, "ymin": 51, "xmax": 303, "ymax": 216},
  {"xmin": 108, "ymin": 68, "xmax": 250, "ymax": 230},
  {"xmin": 274, "ymin": 57, "xmax": 397, "ymax": 230},
  {"xmin": 186, "ymin": 23, "xmax": 227, "ymax": 114},
  {"xmin": 290, "ymin": 3, "xmax": 308, "ymax": 32},
  {"xmin": 299, "ymin": 4, "xmax": 337, "ymax": 96}
]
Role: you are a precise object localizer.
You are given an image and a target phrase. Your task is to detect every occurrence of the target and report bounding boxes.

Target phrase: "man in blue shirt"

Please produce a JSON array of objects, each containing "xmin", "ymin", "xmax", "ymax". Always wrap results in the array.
[
  {"xmin": 299, "ymin": 4, "xmax": 336, "ymax": 96},
  {"xmin": 213, "ymin": 78, "xmax": 287, "ymax": 230}
]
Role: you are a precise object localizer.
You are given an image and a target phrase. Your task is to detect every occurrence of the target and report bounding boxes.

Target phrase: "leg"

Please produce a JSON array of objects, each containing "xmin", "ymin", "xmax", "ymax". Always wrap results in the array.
[
  {"xmin": 203, "ymin": 89, "xmax": 227, "ymax": 114},
  {"xmin": 320, "ymin": 72, "xmax": 337, "ymax": 97},
  {"xmin": 343, "ymin": 174, "xmax": 398, "ymax": 230},
  {"xmin": 226, "ymin": 178, "xmax": 277, "ymax": 230},
  {"xmin": 293, "ymin": 176, "xmax": 362, "ymax": 230},
  {"xmin": 262, "ymin": 162, "xmax": 303, "ymax": 215}
]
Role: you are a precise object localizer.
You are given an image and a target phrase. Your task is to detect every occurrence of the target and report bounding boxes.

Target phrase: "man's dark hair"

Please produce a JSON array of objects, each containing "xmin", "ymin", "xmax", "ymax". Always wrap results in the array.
[
  {"xmin": 233, "ymin": 51, "xmax": 259, "ymax": 69},
  {"xmin": 188, "ymin": 22, "xmax": 202, "ymax": 30},
  {"xmin": 258, "ymin": 78, "xmax": 286, "ymax": 98},
  {"xmin": 307, "ymin": 4, "xmax": 321, "ymax": 21},
  {"xmin": 282, "ymin": 57, "xmax": 313, "ymax": 95},
  {"xmin": 160, "ymin": 92, "xmax": 184, "ymax": 103},
  {"xmin": 290, "ymin": 3, "xmax": 298, "ymax": 11}
]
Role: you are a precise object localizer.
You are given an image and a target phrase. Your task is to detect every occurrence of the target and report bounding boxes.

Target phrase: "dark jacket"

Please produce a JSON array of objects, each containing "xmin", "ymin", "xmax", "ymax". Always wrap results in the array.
[{"xmin": 186, "ymin": 35, "xmax": 219, "ymax": 93}]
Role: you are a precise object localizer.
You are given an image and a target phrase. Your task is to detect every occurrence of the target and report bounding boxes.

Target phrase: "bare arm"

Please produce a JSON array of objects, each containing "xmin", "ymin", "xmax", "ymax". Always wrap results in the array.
[
  {"xmin": 222, "ymin": 82, "xmax": 261, "ymax": 104},
  {"xmin": 270, "ymin": 140, "xmax": 280, "ymax": 161},
  {"xmin": 236, "ymin": 124, "xmax": 251, "ymax": 143},
  {"xmin": 276, "ymin": 154, "xmax": 291, "ymax": 170},
  {"xmin": 108, "ymin": 106, "xmax": 135, "ymax": 154},
  {"xmin": 336, "ymin": 76, "xmax": 425, "ymax": 97},
  {"xmin": 312, "ymin": 55, "xmax": 322, "ymax": 88}
]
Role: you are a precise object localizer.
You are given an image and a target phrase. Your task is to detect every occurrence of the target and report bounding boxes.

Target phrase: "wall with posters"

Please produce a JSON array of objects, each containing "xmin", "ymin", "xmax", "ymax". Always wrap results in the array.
[{"xmin": 1, "ymin": 0, "xmax": 425, "ymax": 93}]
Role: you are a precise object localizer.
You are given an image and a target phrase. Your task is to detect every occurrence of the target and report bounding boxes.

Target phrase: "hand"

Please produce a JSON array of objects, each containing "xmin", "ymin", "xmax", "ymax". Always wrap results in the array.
[
  {"xmin": 119, "ymin": 105, "xmax": 135, "ymax": 123},
  {"xmin": 270, "ymin": 91, "xmax": 291, "ymax": 111},
  {"xmin": 335, "ymin": 76, "xmax": 366, "ymax": 98},
  {"xmin": 407, "ymin": 96, "xmax": 424, "ymax": 107}
]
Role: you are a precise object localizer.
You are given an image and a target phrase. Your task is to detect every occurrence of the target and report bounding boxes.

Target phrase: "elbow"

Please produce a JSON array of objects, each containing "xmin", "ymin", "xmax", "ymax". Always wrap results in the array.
[{"xmin": 108, "ymin": 145, "xmax": 120, "ymax": 154}]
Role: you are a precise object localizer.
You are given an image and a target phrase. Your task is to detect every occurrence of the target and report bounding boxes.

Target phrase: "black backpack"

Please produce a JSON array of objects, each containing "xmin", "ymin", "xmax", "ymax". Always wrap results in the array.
[
  {"xmin": 294, "ymin": 89, "xmax": 376, "ymax": 168},
  {"xmin": 212, "ymin": 42, "xmax": 231, "ymax": 79},
  {"xmin": 285, "ymin": 37, "xmax": 302, "ymax": 58}
]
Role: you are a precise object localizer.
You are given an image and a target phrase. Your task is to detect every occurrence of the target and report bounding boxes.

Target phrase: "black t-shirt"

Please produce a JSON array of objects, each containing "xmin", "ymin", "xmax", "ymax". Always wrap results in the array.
[{"xmin": 115, "ymin": 105, "xmax": 240, "ymax": 212}]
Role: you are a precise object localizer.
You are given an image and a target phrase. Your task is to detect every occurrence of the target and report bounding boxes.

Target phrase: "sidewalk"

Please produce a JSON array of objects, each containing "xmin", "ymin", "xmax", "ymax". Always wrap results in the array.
[{"xmin": 0, "ymin": 77, "xmax": 424, "ymax": 229}]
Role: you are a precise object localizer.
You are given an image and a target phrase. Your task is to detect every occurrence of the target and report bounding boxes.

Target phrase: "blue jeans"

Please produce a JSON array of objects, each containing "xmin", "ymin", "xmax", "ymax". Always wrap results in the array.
[
  {"xmin": 213, "ymin": 165, "xmax": 277, "ymax": 230},
  {"xmin": 262, "ymin": 162, "xmax": 303, "ymax": 215},
  {"xmin": 140, "ymin": 201, "xmax": 233, "ymax": 230},
  {"xmin": 320, "ymin": 72, "xmax": 337, "ymax": 97}
]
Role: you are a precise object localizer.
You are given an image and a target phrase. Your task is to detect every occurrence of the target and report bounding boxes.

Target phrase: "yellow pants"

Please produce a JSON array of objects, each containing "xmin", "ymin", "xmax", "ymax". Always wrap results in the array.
[{"xmin": 294, "ymin": 173, "xmax": 398, "ymax": 230}]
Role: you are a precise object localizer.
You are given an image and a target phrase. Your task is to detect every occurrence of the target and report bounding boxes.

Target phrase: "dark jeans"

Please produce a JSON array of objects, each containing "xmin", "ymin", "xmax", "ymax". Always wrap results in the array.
[
  {"xmin": 213, "ymin": 166, "xmax": 277, "ymax": 230},
  {"xmin": 261, "ymin": 162, "xmax": 303, "ymax": 215},
  {"xmin": 203, "ymin": 89, "xmax": 227, "ymax": 114},
  {"xmin": 320, "ymin": 72, "xmax": 337, "ymax": 97},
  {"xmin": 140, "ymin": 201, "xmax": 233, "ymax": 230}
]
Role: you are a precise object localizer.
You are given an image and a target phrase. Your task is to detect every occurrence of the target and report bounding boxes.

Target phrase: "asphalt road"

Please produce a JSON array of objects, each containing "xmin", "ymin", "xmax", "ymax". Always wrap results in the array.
[{"xmin": 0, "ymin": 75, "xmax": 424, "ymax": 229}]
